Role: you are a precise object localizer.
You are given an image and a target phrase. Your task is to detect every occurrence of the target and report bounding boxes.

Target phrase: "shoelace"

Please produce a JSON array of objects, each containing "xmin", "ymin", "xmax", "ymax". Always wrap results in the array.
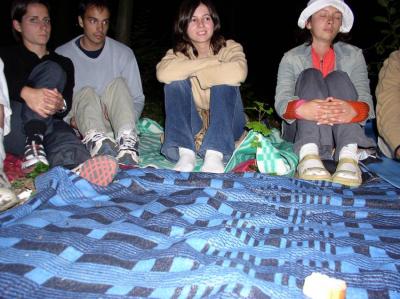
[
  {"xmin": 82, "ymin": 131, "xmax": 106, "ymax": 144},
  {"xmin": 26, "ymin": 140, "xmax": 43, "ymax": 158},
  {"xmin": 119, "ymin": 133, "xmax": 138, "ymax": 151}
]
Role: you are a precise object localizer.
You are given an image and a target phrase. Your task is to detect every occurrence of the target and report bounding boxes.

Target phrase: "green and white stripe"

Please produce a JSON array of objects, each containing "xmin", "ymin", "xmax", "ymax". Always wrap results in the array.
[{"xmin": 138, "ymin": 118, "xmax": 298, "ymax": 176}]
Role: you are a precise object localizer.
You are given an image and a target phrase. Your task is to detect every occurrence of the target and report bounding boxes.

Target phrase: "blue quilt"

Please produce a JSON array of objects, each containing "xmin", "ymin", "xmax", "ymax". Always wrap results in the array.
[{"xmin": 0, "ymin": 167, "xmax": 399, "ymax": 298}]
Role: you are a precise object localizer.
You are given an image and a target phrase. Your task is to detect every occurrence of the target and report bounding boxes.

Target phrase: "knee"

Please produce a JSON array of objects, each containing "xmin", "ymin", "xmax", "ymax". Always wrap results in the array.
[
  {"xmin": 326, "ymin": 70, "xmax": 349, "ymax": 82},
  {"xmin": 211, "ymin": 85, "xmax": 240, "ymax": 99},
  {"xmin": 164, "ymin": 80, "xmax": 190, "ymax": 93},
  {"xmin": 108, "ymin": 77, "xmax": 128, "ymax": 89},
  {"xmin": 212, "ymin": 84, "xmax": 238, "ymax": 91},
  {"xmin": 28, "ymin": 60, "xmax": 67, "ymax": 90},
  {"xmin": 77, "ymin": 86, "xmax": 96, "ymax": 95},
  {"xmin": 43, "ymin": 60, "xmax": 65, "ymax": 80},
  {"xmin": 299, "ymin": 68, "xmax": 322, "ymax": 80},
  {"xmin": 75, "ymin": 86, "xmax": 97, "ymax": 104}
]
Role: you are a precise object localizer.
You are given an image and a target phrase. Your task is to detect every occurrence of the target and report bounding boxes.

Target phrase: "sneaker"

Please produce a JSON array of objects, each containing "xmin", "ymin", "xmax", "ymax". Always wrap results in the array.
[
  {"xmin": 0, "ymin": 168, "xmax": 19, "ymax": 211},
  {"xmin": 82, "ymin": 130, "xmax": 118, "ymax": 157},
  {"xmin": 0, "ymin": 187, "xmax": 19, "ymax": 211},
  {"xmin": 73, "ymin": 155, "xmax": 118, "ymax": 187},
  {"xmin": 22, "ymin": 134, "xmax": 49, "ymax": 170},
  {"xmin": 116, "ymin": 130, "xmax": 139, "ymax": 166}
]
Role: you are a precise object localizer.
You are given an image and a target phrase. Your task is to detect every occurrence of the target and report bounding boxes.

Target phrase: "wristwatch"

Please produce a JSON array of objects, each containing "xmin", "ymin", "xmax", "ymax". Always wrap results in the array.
[{"xmin": 58, "ymin": 98, "xmax": 67, "ymax": 113}]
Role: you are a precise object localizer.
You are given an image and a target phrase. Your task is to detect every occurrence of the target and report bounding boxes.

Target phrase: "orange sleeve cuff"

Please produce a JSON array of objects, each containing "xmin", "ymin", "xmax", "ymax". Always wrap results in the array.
[
  {"xmin": 350, "ymin": 102, "xmax": 369, "ymax": 123},
  {"xmin": 283, "ymin": 100, "xmax": 305, "ymax": 119}
]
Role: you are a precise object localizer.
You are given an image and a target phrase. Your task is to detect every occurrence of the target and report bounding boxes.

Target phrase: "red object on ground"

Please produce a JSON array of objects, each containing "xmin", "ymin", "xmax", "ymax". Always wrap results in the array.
[
  {"xmin": 77, "ymin": 155, "xmax": 119, "ymax": 187},
  {"xmin": 232, "ymin": 159, "xmax": 258, "ymax": 173},
  {"xmin": 4, "ymin": 153, "xmax": 25, "ymax": 182}
]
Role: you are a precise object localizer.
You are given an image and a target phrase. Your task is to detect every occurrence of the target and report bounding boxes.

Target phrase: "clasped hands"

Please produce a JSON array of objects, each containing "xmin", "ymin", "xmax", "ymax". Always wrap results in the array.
[
  {"xmin": 21, "ymin": 86, "xmax": 65, "ymax": 118},
  {"xmin": 296, "ymin": 97, "xmax": 357, "ymax": 125}
]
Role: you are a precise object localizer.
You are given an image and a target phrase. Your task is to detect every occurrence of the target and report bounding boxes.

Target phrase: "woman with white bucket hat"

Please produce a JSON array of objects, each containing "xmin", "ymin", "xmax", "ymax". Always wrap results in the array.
[{"xmin": 274, "ymin": 0, "xmax": 376, "ymax": 187}]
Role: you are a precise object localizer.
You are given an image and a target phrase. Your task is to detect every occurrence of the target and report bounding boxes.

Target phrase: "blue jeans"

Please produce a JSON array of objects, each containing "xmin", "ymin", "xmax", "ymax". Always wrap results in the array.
[{"xmin": 161, "ymin": 80, "xmax": 245, "ymax": 162}]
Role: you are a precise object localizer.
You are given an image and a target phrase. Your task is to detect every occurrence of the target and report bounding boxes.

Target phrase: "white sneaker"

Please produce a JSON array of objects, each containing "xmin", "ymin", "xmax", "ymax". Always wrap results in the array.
[
  {"xmin": 0, "ymin": 168, "xmax": 18, "ymax": 211},
  {"xmin": 116, "ymin": 130, "xmax": 139, "ymax": 166},
  {"xmin": 82, "ymin": 130, "xmax": 118, "ymax": 157},
  {"xmin": 22, "ymin": 134, "xmax": 49, "ymax": 170}
]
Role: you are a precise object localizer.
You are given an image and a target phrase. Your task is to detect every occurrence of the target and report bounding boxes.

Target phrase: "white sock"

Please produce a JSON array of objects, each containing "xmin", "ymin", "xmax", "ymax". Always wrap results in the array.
[
  {"xmin": 173, "ymin": 147, "xmax": 196, "ymax": 172},
  {"xmin": 339, "ymin": 143, "xmax": 358, "ymax": 160},
  {"xmin": 298, "ymin": 143, "xmax": 327, "ymax": 176},
  {"xmin": 201, "ymin": 150, "xmax": 224, "ymax": 173},
  {"xmin": 299, "ymin": 143, "xmax": 319, "ymax": 161},
  {"xmin": 336, "ymin": 143, "xmax": 359, "ymax": 178}
]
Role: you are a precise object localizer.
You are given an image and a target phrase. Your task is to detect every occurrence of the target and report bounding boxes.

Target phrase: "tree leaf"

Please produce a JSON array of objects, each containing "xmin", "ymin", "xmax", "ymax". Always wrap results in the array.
[
  {"xmin": 373, "ymin": 16, "xmax": 389, "ymax": 23},
  {"xmin": 246, "ymin": 121, "xmax": 271, "ymax": 137},
  {"xmin": 377, "ymin": 0, "xmax": 389, "ymax": 8}
]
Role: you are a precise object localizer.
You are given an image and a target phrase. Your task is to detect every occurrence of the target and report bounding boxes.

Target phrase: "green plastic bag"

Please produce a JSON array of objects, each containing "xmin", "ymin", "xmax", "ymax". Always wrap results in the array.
[
  {"xmin": 138, "ymin": 118, "xmax": 203, "ymax": 170},
  {"xmin": 225, "ymin": 129, "xmax": 298, "ymax": 176},
  {"xmin": 138, "ymin": 118, "xmax": 298, "ymax": 175}
]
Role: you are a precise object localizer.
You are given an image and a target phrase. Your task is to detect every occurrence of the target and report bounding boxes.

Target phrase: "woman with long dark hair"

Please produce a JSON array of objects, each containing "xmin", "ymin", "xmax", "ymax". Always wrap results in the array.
[{"xmin": 157, "ymin": 0, "xmax": 247, "ymax": 173}]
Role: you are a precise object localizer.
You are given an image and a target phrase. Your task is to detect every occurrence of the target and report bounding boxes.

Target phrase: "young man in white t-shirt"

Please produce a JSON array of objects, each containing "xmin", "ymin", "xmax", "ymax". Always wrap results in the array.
[{"xmin": 56, "ymin": 0, "xmax": 145, "ymax": 166}]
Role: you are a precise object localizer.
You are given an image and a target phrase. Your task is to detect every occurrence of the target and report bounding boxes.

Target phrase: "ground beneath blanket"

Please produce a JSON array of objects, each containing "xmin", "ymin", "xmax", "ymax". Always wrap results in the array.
[{"xmin": 4, "ymin": 153, "xmax": 36, "ymax": 207}]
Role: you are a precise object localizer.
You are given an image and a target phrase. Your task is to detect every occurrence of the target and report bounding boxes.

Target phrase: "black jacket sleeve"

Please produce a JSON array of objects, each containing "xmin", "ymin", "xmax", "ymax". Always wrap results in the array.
[{"xmin": 0, "ymin": 46, "xmax": 33, "ymax": 103}]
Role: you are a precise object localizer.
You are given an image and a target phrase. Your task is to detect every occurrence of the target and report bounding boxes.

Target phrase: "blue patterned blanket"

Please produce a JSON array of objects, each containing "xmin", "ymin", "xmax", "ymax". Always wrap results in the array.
[{"xmin": 0, "ymin": 167, "xmax": 399, "ymax": 298}]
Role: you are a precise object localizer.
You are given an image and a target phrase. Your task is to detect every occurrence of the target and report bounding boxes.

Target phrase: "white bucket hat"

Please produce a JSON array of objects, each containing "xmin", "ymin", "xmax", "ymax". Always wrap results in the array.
[{"xmin": 298, "ymin": 0, "xmax": 354, "ymax": 33}]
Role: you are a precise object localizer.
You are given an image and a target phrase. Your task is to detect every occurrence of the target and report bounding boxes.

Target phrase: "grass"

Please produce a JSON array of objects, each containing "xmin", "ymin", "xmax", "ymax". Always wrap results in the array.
[{"xmin": 10, "ymin": 163, "xmax": 49, "ymax": 204}]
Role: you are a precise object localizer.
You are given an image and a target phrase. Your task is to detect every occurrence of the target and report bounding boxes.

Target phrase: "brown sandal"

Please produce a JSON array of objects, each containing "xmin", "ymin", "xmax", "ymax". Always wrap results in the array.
[
  {"xmin": 332, "ymin": 158, "xmax": 362, "ymax": 187},
  {"xmin": 297, "ymin": 154, "xmax": 332, "ymax": 182}
]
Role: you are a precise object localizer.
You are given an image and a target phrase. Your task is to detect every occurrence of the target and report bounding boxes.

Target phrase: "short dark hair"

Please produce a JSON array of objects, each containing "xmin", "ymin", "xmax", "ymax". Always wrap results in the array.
[
  {"xmin": 173, "ymin": 0, "xmax": 225, "ymax": 58},
  {"xmin": 78, "ymin": 0, "xmax": 110, "ymax": 18},
  {"xmin": 11, "ymin": 0, "xmax": 50, "ymax": 42}
]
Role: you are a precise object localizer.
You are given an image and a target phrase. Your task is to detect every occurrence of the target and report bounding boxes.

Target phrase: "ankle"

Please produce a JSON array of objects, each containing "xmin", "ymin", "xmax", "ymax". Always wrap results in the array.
[
  {"xmin": 299, "ymin": 143, "xmax": 319, "ymax": 161},
  {"xmin": 174, "ymin": 147, "xmax": 196, "ymax": 172},
  {"xmin": 201, "ymin": 150, "xmax": 224, "ymax": 173},
  {"xmin": 339, "ymin": 143, "xmax": 358, "ymax": 161},
  {"xmin": 26, "ymin": 133, "xmax": 44, "ymax": 143}
]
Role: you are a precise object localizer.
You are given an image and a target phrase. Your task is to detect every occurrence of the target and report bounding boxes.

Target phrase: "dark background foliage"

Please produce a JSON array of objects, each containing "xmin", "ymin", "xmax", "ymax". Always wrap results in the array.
[{"xmin": 0, "ymin": 0, "xmax": 398, "ymax": 124}]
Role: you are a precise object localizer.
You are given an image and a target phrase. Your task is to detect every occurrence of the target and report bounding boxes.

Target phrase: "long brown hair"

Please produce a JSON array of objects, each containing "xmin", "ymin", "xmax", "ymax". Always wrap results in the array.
[{"xmin": 173, "ymin": 0, "xmax": 226, "ymax": 58}]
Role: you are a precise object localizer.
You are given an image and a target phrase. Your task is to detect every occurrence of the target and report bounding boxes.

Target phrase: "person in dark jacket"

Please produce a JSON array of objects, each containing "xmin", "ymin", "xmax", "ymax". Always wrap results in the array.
[{"xmin": 0, "ymin": 0, "xmax": 92, "ymax": 171}]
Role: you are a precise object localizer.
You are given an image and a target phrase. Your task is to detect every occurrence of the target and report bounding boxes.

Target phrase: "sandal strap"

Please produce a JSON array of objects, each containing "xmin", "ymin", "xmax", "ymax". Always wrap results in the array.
[
  {"xmin": 336, "ymin": 157, "xmax": 358, "ymax": 169},
  {"xmin": 299, "ymin": 154, "xmax": 322, "ymax": 163},
  {"xmin": 297, "ymin": 154, "xmax": 331, "ymax": 180},
  {"xmin": 334, "ymin": 169, "xmax": 356, "ymax": 176},
  {"xmin": 332, "ymin": 157, "xmax": 362, "ymax": 187}
]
